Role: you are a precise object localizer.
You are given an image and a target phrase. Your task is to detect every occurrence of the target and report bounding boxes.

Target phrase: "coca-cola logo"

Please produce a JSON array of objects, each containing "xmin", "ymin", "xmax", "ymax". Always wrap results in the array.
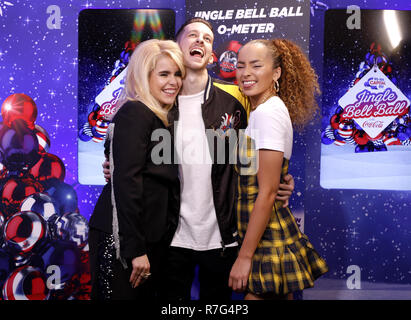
[{"xmin": 362, "ymin": 120, "xmax": 383, "ymax": 128}]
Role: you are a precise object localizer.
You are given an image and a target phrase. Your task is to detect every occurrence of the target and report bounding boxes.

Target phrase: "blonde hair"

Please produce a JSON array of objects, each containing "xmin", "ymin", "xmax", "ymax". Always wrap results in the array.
[
  {"xmin": 115, "ymin": 39, "xmax": 185, "ymax": 126},
  {"xmin": 247, "ymin": 39, "xmax": 320, "ymax": 130}
]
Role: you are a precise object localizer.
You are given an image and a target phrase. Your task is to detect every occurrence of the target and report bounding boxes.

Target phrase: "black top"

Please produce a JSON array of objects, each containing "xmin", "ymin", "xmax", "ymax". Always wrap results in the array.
[{"xmin": 89, "ymin": 100, "xmax": 180, "ymax": 259}]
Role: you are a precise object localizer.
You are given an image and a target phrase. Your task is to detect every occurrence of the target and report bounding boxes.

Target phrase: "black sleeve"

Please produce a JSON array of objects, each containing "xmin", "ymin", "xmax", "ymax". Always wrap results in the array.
[
  {"xmin": 238, "ymin": 103, "xmax": 248, "ymax": 130},
  {"xmin": 111, "ymin": 102, "xmax": 153, "ymax": 259}
]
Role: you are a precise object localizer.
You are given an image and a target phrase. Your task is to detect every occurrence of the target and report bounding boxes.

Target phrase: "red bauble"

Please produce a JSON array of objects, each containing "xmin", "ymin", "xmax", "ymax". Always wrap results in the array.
[
  {"xmin": 218, "ymin": 40, "xmax": 243, "ymax": 79},
  {"xmin": 87, "ymin": 111, "xmax": 97, "ymax": 127},
  {"xmin": 1, "ymin": 93, "xmax": 38, "ymax": 129},
  {"xmin": 1, "ymin": 177, "xmax": 44, "ymax": 215},
  {"xmin": 2, "ymin": 266, "xmax": 49, "ymax": 300},
  {"xmin": 330, "ymin": 114, "xmax": 341, "ymax": 129},
  {"xmin": 29, "ymin": 153, "xmax": 65, "ymax": 181}
]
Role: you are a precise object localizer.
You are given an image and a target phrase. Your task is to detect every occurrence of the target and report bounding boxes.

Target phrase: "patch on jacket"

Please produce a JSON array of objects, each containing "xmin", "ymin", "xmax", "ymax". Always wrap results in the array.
[{"xmin": 219, "ymin": 111, "xmax": 241, "ymax": 133}]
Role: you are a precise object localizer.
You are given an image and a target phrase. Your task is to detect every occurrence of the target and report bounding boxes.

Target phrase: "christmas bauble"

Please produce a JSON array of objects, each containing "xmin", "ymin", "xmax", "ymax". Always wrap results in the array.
[
  {"xmin": 2, "ymin": 265, "xmax": 49, "ymax": 300},
  {"xmin": 3, "ymin": 211, "xmax": 48, "ymax": 258},
  {"xmin": 55, "ymin": 212, "xmax": 88, "ymax": 250},
  {"xmin": 1, "ymin": 94, "xmax": 37, "ymax": 129}
]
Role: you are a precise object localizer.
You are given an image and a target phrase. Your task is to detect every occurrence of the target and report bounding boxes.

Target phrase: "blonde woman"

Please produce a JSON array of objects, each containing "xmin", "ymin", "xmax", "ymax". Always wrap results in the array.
[
  {"xmin": 89, "ymin": 39, "xmax": 185, "ymax": 300},
  {"xmin": 229, "ymin": 39, "xmax": 328, "ymax": 300}
]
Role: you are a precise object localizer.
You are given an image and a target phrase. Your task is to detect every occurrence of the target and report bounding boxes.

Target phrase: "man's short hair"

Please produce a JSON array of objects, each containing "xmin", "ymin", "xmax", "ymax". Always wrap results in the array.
[{"xmin": 175, "ymin": 17, "xmax": 214, "ymax": 41}]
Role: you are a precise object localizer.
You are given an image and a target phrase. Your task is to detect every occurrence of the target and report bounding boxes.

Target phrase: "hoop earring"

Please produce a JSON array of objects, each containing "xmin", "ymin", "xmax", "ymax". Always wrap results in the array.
[{"xmin": 274, "ymin": 80, "xmax": 280, "ymax": 93}]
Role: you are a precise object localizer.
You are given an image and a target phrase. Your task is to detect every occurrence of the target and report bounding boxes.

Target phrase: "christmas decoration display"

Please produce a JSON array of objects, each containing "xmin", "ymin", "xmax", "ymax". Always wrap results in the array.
[{"xmin": 0, "ymin": 93, "xmax": 90, "ymax": 300}]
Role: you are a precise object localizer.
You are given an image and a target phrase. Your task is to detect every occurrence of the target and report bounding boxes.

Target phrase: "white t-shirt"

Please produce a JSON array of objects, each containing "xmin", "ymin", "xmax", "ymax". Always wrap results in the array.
[
  {"xmin": 245, "ymin": 96, "xmax": 293, "ymax": 159},
  {"xmin": 171, "ymin": 90, "xmax": 225, "ymax": 250}
]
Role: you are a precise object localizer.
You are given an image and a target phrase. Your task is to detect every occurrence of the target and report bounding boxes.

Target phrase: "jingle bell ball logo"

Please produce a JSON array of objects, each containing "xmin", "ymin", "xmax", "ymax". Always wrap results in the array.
[{"xmin": 339, "ymin": 67, "xmax": 410, "ymax": 139}]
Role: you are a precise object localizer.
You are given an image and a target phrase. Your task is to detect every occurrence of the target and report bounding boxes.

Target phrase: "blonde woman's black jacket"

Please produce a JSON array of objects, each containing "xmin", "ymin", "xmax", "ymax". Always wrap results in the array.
[
  {"xmin": 89, "ymin": 100, "xmax": 180, "ymax": 260},
  {"xmin": 168, "ymin": 76, "xmax": 249, "ymax": 247}
]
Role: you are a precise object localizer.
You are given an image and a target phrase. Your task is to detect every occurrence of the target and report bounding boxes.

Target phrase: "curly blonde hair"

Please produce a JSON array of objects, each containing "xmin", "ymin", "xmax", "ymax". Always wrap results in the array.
[{"xmin": 248, "ymin": 39, "xmax": 321, "ymax": 130}]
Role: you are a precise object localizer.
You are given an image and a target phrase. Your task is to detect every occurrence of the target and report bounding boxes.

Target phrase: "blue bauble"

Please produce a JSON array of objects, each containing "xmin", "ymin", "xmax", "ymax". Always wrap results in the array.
[
  {"xmin": 396, "ymin": 125, "xmax": 408, "ymax": 141},
  {"xmin": 20, "ymin": 192, "xmax": 58, "ymax": 221},
  {"xmin": 365, "ymin": 52, "xmax": 371, "ymax": 62},
  {"xmin": 40, "ymin": 179, "xmax": 78, "ymax": 215},
  {"xmin": 78, "ymin": 123, "xmax": 93, "ymax": 142},
  {"xmin": 355, "ymin": 142, "xmax": 375, "ymax": 153},
  {"xmin": 0, "ymin": 119, "xmax": 40, "ymax": 173},
  {"xmin": 321, "ymin": 131, "xmax": 334, "ymax": 145},
  {"xmin": 78, "ymin": 131, "xmax": 92, "ymax": 142}
]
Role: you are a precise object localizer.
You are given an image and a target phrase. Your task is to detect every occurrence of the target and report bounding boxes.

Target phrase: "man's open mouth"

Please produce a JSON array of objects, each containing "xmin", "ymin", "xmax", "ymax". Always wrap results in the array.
[{"xmin": 190, "ymin": 47, "xmax": 204, "ymax": 57}]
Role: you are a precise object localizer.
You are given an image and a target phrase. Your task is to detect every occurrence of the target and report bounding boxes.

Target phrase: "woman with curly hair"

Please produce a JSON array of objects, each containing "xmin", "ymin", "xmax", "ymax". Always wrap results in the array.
[{"xmin": 228, "ymin": 39, "xmax": 328, "ymax": 300}]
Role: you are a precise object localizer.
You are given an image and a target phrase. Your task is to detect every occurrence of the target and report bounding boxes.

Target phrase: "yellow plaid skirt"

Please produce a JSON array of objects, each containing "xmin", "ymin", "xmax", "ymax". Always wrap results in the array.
[{"xmin": 236, "ymin": 137, "xmax": 328, "ymax": 295}]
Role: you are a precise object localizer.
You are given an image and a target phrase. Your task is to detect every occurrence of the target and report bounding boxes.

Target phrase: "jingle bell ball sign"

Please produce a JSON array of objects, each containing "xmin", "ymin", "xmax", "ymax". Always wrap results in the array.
[
  {"xmin": 185, "ymin": 0, "xmax": 310, "ymax": 83},
  {"xmin": 338, "ymin": 67, "xmax": 410, "ymax": 140},
  {"xmin": 321, "ymin": 66, "xmax": 411, "ymax": 190}
]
